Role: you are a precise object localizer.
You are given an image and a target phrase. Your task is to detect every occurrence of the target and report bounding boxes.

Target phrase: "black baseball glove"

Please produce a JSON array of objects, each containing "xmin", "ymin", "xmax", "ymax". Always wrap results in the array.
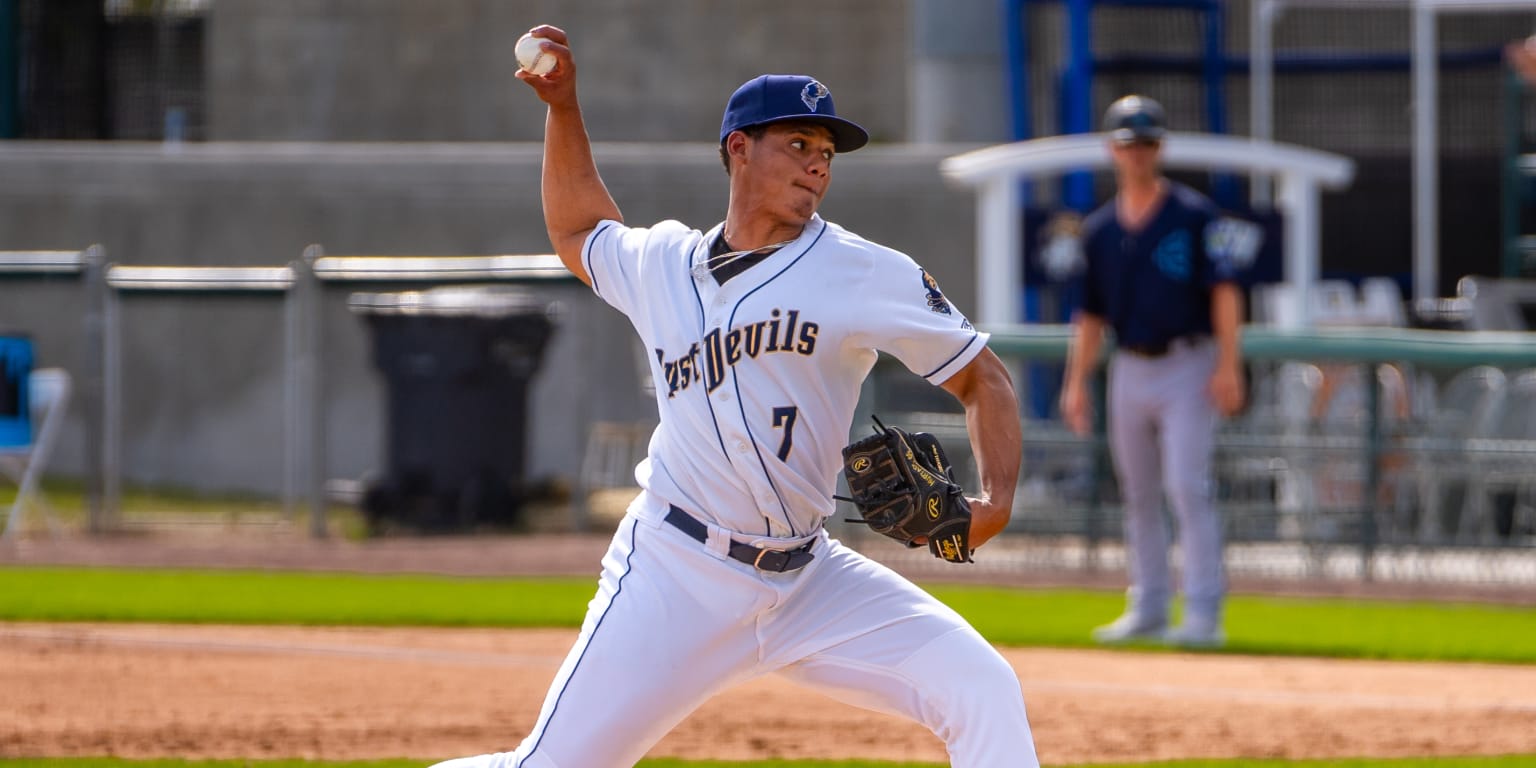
[{"xmin": 838, "ymin": 416, "xmax": 973, "ymax": 563}]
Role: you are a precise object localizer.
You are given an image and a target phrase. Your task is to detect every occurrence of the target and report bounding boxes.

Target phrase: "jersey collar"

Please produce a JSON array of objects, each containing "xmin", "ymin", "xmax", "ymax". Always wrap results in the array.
[{"xmin": 694, "ymin": 214, "xmax": 826, "ymax": 280}]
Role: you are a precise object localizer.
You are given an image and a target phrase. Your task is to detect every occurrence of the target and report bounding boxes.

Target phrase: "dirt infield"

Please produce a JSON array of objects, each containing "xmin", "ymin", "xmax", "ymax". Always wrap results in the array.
[
  {"xmin": 3, "ymin": 530, "xmax": 1536, "ymax": 764},
  {"xmin": 5, "ymin": 622, "xmax": 1536, "ymax": 764}
]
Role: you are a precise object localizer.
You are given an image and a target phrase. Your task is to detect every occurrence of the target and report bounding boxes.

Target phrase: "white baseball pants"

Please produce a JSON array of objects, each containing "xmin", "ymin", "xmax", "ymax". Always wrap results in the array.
[{"xmin": 429, "ymin": 494, "xmax": 1039, "ymax": 768}]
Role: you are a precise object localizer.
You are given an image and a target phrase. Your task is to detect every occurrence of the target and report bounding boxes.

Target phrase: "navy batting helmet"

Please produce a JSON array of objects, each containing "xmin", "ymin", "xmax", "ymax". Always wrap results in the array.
[{"xmin": 1102, "ymin": 95, "xmax": 1167, "ymax": 143}]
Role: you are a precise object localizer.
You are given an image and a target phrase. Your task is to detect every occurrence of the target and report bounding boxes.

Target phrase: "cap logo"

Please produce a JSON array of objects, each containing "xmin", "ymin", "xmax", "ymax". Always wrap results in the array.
[{"xmin": 801, "ymin": 81, "xmax": 830, "ymax": 112}]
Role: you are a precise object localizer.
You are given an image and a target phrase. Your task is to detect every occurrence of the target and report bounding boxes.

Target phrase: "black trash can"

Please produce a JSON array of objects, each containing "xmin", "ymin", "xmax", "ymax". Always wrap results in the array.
[{"xmin": 351, "ymin": 286, "xmax": 557, "ymax": 533}]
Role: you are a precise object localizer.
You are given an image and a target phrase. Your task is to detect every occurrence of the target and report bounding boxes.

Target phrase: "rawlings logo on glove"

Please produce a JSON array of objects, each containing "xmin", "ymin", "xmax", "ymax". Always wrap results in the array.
[{"xmin": 838, "ymin": 416, "xmax": 973, "ymax": 563}]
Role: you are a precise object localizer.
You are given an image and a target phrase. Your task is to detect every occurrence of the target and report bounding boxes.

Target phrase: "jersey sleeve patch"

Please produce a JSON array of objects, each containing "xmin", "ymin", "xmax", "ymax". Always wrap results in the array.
[
  {"xmin": 1204, "ymin": 215, "xmax": 1264, "ymax": 282},
  {"xmin": 920, "ymin": 268, "xmax": 952, "ymax": 315}
]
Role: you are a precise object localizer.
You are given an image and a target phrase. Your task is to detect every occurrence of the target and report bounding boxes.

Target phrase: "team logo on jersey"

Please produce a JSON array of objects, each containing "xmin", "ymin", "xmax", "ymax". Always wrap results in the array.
[
  {"xmin": 801, "ymin": 81, "xmax": 830, "ymax": 112},
  {"xmin": 920, "ymin": 269, "xmax": 951, "ymax": 315},
  {"xmin": 655, "ymin": 307, "xmax": 821, "ymax": 398},
  {"xmin": 1153, "ymin": 229, "xmax": 1192, "ymax": 282}
]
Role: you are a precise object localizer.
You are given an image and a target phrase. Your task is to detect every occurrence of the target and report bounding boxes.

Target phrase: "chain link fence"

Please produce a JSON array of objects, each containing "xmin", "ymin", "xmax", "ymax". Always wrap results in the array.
[
  {"xmin": 855, "ymin": 340, "xmax": 1536, "ymax": 592},
  {"xmin": 1021, "ymin": 1, "xmax": 1534, "ymax": 287},
  {"xmin": 10, "ymin": 0, "xmax": 204, "ymax": 140}
]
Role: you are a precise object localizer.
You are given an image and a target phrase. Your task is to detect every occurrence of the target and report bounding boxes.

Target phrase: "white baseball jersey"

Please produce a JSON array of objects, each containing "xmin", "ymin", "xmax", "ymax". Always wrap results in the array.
[{"xmin": 583, "ymin": 213, "xmax": 987, "ymax": 538}]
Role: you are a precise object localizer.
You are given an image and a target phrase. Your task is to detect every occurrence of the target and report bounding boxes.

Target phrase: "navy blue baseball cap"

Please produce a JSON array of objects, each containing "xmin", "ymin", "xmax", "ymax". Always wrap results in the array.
[{"xmin": 719, "ymin": 74, "xmax": 869, "ymax": 153}]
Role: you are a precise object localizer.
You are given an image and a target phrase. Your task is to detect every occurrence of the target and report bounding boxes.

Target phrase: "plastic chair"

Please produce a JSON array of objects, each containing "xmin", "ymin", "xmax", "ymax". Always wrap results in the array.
[
  {"xmin": 0, "ymin": 368, "xmax": 72, "ymax": 538},
  {"xmin": 1250, "ymin": 283, "xmax": 1290, "ymax": 326},
  {"xmin": 571, "ymin": 342, "xmax": 659, "ymax": 530},
  {"xmin": 1231, "ymin": 361, "xmax": 1322, "ymax": 539},
  {"xmin": 1301, "ymin": 362, "xmax": 1419, "ymax": 541},
  {"xmin": 1311, "ymin": 280, "xmax": 1361, "ymax": 325},
  {"xmin": 1412, "ymin": 365, "xmax": 1508, "ymax": 544},
  {"xmin": 1359, "ymin": 277, "xmax": 1407, "ymax": 326},
  {"xmin": 1461, "ymin": 368, "xmax": 1536, "ymax": 543}
]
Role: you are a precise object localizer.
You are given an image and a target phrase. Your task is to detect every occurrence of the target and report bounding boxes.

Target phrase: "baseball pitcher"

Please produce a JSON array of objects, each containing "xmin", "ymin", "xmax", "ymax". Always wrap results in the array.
[{"xmin": 427, "ymin": 25, "xmax": 1039, "ymax": 768}]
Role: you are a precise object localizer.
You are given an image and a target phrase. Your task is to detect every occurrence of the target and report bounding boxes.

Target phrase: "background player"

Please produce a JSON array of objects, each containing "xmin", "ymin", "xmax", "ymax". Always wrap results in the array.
[
  {"xmin": 1059, "ymin": 95, "xmax": 1248, "ymax": 649},
  {"xmin": 428, "ymin": 25, "xmax": 1039, "ymax": 768}
]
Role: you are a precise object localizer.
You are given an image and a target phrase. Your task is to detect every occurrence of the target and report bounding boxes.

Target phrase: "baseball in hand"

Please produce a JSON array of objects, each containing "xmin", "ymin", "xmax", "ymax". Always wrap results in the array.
[{"xmin": 515, "ymin": 33, "xmax": 556, "ymax": 76}]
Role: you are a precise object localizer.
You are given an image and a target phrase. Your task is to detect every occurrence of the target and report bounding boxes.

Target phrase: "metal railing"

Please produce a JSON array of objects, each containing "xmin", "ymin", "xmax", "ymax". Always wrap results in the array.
[
  {"xmin": 860, "ymin": 323, "xmax": 1536, "ymax": 582},
  {"xmin": 102, "ymin": 263, "xmax": 297, "ymax": 533},
  {"xmin": 2, "ymin": 246, "xmax": 578, "ymax": 536},
  {"xmin": 8, "ymin": 247, "xmax": 1536, "ymax": 586},
  {"xmin": 0, "ymin": 248, "xmax": 107, "ymax": 529},
  {"xmin": 980, "ymin": 324, "xmax": 1536, "ymax": 580}
]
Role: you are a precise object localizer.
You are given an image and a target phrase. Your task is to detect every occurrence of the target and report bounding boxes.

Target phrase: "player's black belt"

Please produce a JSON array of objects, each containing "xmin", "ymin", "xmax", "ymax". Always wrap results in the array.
[
  {"xmin": 1121, "ymin": 334, "xmax": 1207, "ymax": 358},
  {"xmin": 1121, "ymin": 340, "xmax": 1173, "ymax": 357},
  {"xmin": 665, "ymin": 504, "xmax": 815, "ymax": 573}
]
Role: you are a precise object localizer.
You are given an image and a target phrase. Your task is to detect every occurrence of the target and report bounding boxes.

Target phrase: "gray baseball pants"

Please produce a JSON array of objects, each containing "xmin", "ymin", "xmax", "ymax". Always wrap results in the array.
[{"xmin": 1107, "ymin": 337, "xmax": 1226, "ymax": 625}]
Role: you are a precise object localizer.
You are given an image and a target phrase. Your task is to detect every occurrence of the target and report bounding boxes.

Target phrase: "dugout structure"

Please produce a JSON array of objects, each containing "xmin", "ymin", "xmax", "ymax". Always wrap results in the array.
[
  {"xmin": 1003, "ymin": 0, "xmax": 1534, "ymax": 301},
  {"xmin": 940, "ymin": 132, "xmax": 1354, "ymax": 328}
]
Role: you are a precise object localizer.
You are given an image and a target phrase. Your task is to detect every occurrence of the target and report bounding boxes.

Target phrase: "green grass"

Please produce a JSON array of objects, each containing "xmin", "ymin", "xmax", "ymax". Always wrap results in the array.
[
  {"xmin": 2, "ymin": 567, "xmax": 1534, "ymax": 663},
  {"xmin": 0, "ymin": 568, "xmax": 595, "ymax": 627},
  {"xmin": 0, "ymin": 478, "xmax": 288, "ymax": 521},
  {"xmin": 0, "ymin": 478, "xmax": 377, "ymax": 539},
  {"xmin": 933, "ymin": 585, "xmax": 1536, "ymax": 663},
  {"xmin": 2, "ymin": 756, "xmax": 1535, "ymax": 767}
]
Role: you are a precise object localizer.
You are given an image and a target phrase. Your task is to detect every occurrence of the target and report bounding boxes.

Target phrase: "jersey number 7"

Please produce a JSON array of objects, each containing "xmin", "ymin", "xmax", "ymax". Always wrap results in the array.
[{"xmin": 772, "ymin": 406, "xmax": 798, "ymax": 461}]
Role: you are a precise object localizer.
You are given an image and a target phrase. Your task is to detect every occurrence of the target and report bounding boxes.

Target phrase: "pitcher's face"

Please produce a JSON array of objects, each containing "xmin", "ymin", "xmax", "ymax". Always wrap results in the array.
[{"xmin": 737, "ymin": 122, "xmax": 837, "ymax": 225}]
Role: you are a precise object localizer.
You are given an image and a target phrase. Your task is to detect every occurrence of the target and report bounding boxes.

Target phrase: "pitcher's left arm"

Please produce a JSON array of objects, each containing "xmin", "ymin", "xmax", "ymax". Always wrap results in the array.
[{"xmin": 939, "ymin": 347, "xmax": 1022, "ymax": 549}]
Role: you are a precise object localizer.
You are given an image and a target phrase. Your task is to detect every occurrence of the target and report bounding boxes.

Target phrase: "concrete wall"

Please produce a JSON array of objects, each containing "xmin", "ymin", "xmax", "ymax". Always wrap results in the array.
[
  {"xmin": 0, "ymin": 141, "xmax": 983, "ymax": 497},
  {"xmin": 197, "ymin": 0, "xmax": 1528, "ymax": 153},
  {"xmin": 207, "ymin": 0, "xmax": 920, "ymax": 144},
  {"xmin": 909, "ymin": 0, "xmax": 1010, "ymax": 144}
]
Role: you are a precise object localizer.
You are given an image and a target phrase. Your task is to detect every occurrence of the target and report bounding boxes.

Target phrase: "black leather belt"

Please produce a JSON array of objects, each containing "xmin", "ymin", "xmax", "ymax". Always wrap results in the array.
[
  {"xmin": 1122, "ymin": 335, "xmax": 1206, "ymax": 358},
  {"xmin": 1121, "ymin": 340, "xmax": 1172, "ymax": 357},
  {"xmin": 665, "ymin": 505, "xmax": 815, "ymax": 573}
]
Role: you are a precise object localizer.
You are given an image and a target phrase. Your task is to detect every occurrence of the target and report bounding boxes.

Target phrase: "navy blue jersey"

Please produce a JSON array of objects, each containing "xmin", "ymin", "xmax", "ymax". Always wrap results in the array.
[{"xmin": 1076, "ymin": 181, "xmax": 1238, "ymax": 347}]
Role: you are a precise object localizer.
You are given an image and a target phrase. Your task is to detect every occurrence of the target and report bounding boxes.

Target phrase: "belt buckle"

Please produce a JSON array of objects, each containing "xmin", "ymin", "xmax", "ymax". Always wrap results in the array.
[{"xmin": 753, "ymin": 547, "xmax": 792, "ymax": 572}]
